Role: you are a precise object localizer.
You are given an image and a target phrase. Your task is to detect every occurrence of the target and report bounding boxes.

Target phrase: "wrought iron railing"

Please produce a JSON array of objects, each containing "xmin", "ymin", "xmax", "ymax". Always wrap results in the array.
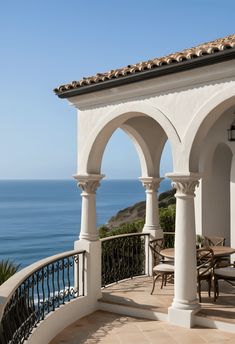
[
  {"xmin": 164, "ymin": 232, "xmax": 175, "ymax": 248},
  {"xmin": 101, "ymin": 233, "xmax": 149, "ymax": 287},
  {"xmin": 0, "ymin": 250, "xmax": 86, "ymax": 344}
]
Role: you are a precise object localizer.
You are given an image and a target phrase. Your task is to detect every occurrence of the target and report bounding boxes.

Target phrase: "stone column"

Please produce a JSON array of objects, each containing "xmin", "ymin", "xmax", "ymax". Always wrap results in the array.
[
  {"xmin": 166, "ymin": 173, "xmax": 201, "ymax": 328},
  {"xmin": 73, "ymin": 174, "xmax": 104, "ymax": 303},
  {"xmin": 74, "ymin": 174, "xmax": 104, "ymax": 241},
  {"xmin": 140, "ymin": 177, "xmax": 163, "ymax": 239}
]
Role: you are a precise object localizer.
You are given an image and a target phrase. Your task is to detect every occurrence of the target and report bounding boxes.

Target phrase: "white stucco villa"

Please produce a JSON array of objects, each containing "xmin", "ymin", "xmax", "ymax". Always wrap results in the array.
[{"xmin": 1, "ymin": 34, "xmax": 235, "ymax": 343}]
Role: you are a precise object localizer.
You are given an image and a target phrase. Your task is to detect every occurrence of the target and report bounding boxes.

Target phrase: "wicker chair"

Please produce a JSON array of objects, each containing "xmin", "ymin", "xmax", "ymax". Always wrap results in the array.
[
  {"xmin": 149, "ymin": 238, "xmax": 174, "ymax": 294},
  {"xmin": 197, "ymin": 248, "xmax": 214, "ymax": 303}
]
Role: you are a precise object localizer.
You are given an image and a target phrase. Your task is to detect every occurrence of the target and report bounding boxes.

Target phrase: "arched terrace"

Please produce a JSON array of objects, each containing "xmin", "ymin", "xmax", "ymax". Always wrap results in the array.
[{"xmin": 71, "ymin": 107, "xmax": 179, "ymax": 325}]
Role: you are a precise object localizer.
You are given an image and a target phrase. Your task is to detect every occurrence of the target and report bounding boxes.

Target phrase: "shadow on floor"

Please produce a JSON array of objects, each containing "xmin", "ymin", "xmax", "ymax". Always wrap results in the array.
[{"xmin": 50, "ymin": 310, "xmax": 145, "ymax": 344}]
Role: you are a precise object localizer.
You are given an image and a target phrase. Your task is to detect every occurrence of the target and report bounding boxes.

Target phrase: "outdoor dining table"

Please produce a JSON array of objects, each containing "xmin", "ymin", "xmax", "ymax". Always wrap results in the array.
[{"xmin": 160, "ymin": 246, "xmax": 235, "ymax": 259}]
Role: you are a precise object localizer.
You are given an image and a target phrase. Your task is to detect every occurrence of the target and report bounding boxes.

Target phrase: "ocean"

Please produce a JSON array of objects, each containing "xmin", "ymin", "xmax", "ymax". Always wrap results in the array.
[{"xmin": 0, "ymin": 179, "xmax": 171, "ymax": 268}]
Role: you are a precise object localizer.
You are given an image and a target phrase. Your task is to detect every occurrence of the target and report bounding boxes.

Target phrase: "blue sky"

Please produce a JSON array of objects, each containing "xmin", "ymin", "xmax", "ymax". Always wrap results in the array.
[{"xmin": 0, "ymin": 0, "xmax": 234, "ymax": 179}]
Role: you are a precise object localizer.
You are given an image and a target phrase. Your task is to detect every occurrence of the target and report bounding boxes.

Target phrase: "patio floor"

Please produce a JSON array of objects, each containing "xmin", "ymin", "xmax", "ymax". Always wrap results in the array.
[
  {"xmin": 50, "ymin": 310, "xmax": 235, "ymax": 344},
  {"xmin": 101, "ymin": 276, "xmax": 235, "ymax": 325},
  {"xmin": 50, "ymin": 277, "xmax": 235, "ymax": 343},
  {"xmin": 101, "ymin": 276, "xmax": 172, "ymax": 314}
]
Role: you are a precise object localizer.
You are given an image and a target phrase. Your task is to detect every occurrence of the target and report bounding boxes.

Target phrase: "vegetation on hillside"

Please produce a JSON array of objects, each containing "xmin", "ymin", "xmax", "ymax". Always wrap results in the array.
[
  {"xmin": 99, "ymin": 219, "xmax": 144, "ymax": 238},
  {"xmin": 99, "ymin": 204, "xmax": 176, "ymax": 238},
  {"xmin": 106, "ymin": 189, "xmax": 176, "ymax": 229}
]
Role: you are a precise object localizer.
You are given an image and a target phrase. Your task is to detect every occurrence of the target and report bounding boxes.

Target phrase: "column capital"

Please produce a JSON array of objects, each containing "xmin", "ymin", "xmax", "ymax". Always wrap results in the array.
[
  {"xmin": 139, "ymin": 177, "xmax": 163, "ymax": 191},
  {"xmin": 74, "ymin": 174, "xmax": 105, "ymax": 194},
  {"xmin": 166, "ymin": 173, "xmax": 201, "ymax": 198}
]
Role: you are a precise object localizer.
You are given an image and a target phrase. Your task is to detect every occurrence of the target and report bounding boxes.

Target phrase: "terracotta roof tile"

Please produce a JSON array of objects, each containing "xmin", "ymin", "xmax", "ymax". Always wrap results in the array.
[{"xmin": 54, "ymin": 34, "xmax": 235, "ymax": 95}]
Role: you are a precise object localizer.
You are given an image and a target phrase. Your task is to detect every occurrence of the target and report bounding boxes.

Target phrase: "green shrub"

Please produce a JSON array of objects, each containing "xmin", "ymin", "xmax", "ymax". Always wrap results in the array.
[
  {"xmin": 0, "ymin": 259, "xmax": 20, "ymax": 285},
  {"xmin": 99, "ymin": 225, "xmax": 110, "ymax": 238},
  {"xmin": 99, "ymin": 220, "xmax": 144, "ymax": 238},
  {"xmin": 159, "ymin": 204, "xmax": 175, "ymax": 232}
]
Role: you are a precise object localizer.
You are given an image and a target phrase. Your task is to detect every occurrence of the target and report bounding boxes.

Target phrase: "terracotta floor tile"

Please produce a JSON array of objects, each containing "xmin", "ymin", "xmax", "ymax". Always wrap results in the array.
[
  {"xmin": 112, "ymin": 323, "xmax": 139, "ymax": 334},
  {"xmin": 116, "ymin": 332, "xmax": 149, "ymax": 344},
  {"xmin": 197, "ymin": 330, "xmax": 235, "ymax": 343},
  {"xmin": 143, "ymin": 330, "xmax": 178, "ymax": 343},
  {"xmin": 136, "ymin": 320, "xmax": 165, "ymax": 331},
  {"xmin": 170, "ymin": 333, "xmax": 206, "ymax": 344}
]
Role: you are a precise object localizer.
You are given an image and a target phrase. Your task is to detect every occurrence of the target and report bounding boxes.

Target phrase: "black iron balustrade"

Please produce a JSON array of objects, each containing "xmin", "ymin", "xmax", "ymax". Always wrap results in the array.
[
  {"xmin": 101, "ymin": 233, "xmax": 149, "ymax": 287},
  {"xmin": 163, "ymin": 232, "xmax": 175, "ymax": 248},
  {"xmin": 0, "ymin": 250, "xmax": 86, "ymax": 344}
]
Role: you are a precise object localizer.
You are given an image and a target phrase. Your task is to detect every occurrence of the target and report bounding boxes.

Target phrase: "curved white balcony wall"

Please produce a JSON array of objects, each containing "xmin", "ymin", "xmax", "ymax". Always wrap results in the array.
[
  {"xmin": 27, "ymin": 296, "xmax": 97, "ymax": 344},
  {"xmin": 0, "ymin": 239, "xmax": 101, "ymax": 344}
]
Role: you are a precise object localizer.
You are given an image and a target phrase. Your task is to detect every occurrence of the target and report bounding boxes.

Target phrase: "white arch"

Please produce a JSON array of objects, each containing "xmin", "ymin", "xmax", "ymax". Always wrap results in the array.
[
  {"xmin": 200, "ymin": 142, "xmax": 232, "ymax": 244},
  {"xmin": 121, "ymin": 123, "xmax": 154, "ymax": 176},
  {"xmin": 182, "ymin": 85, "xmax": 235, "ymax": 171},
  {"xmin": 78, "ymin": 102, "xmax": 180, "ymax": 176}
]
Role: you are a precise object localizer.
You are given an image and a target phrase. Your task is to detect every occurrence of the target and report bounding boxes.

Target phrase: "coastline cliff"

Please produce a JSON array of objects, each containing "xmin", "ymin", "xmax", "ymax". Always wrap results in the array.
[{"xmin": 105, "ymin": 189, "xmax": 176, "ymax": 229}]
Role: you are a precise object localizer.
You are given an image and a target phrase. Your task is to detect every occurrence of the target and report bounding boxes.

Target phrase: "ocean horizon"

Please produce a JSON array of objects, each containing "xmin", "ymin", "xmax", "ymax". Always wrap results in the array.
[{"xmin": 0, "ymin": 179, "xmax": 171, "ymax": 268}]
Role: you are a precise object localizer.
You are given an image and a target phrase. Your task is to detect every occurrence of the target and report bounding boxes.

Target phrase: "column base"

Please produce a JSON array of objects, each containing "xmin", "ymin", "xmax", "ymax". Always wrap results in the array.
[
  {"xmin": 74, "ymin": 239, "xmax": 102, "ymax": 300},
  {"xmin": 143, "ymin": 225, "xmax": 163, "ymax": 239},
  {"xmin": 79, "ymin": 232, "xmax": 99, "ymax": 241},
  {"xmin": 168, "ymin": 302, "xmax": 200, "ymax": 328}
]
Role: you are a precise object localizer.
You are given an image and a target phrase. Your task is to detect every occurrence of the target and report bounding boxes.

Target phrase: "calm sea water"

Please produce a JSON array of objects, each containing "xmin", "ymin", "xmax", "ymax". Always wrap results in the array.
[{"xmin": 0, "ymin": 179, "xmax": 171, "ymax": 268}]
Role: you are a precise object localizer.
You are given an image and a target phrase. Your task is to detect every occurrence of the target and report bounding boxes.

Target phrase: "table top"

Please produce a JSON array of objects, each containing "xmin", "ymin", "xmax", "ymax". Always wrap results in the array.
[{"xmin": 161, "ymin": 246, "xmax": 235, "ymax": 259}]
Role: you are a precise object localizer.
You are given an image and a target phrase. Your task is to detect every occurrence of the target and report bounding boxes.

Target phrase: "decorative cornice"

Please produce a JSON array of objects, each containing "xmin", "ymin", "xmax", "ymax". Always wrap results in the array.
[{"xmin": 139, "ymin": 177, "xmax": 163, "ymax": 191}]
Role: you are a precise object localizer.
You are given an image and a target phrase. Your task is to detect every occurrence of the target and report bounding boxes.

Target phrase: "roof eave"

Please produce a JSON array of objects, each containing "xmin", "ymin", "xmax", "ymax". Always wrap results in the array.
[{"xmin": 56, "ymin": 48, "xmax": 235, "ymax": 99}]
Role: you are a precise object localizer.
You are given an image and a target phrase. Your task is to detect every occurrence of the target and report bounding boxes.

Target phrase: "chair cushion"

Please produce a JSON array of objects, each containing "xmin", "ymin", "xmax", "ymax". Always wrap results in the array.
[
  {"xmin": 214, "ymin": 267, "xmax": 235, "ymax": 278},
  {"xmin": 153, "ymin": 263, "xmax": 174, "ymax": 272},
  {"xmin": 164, "ymin": 259, "xmax": 174, "ymax": 265}
]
